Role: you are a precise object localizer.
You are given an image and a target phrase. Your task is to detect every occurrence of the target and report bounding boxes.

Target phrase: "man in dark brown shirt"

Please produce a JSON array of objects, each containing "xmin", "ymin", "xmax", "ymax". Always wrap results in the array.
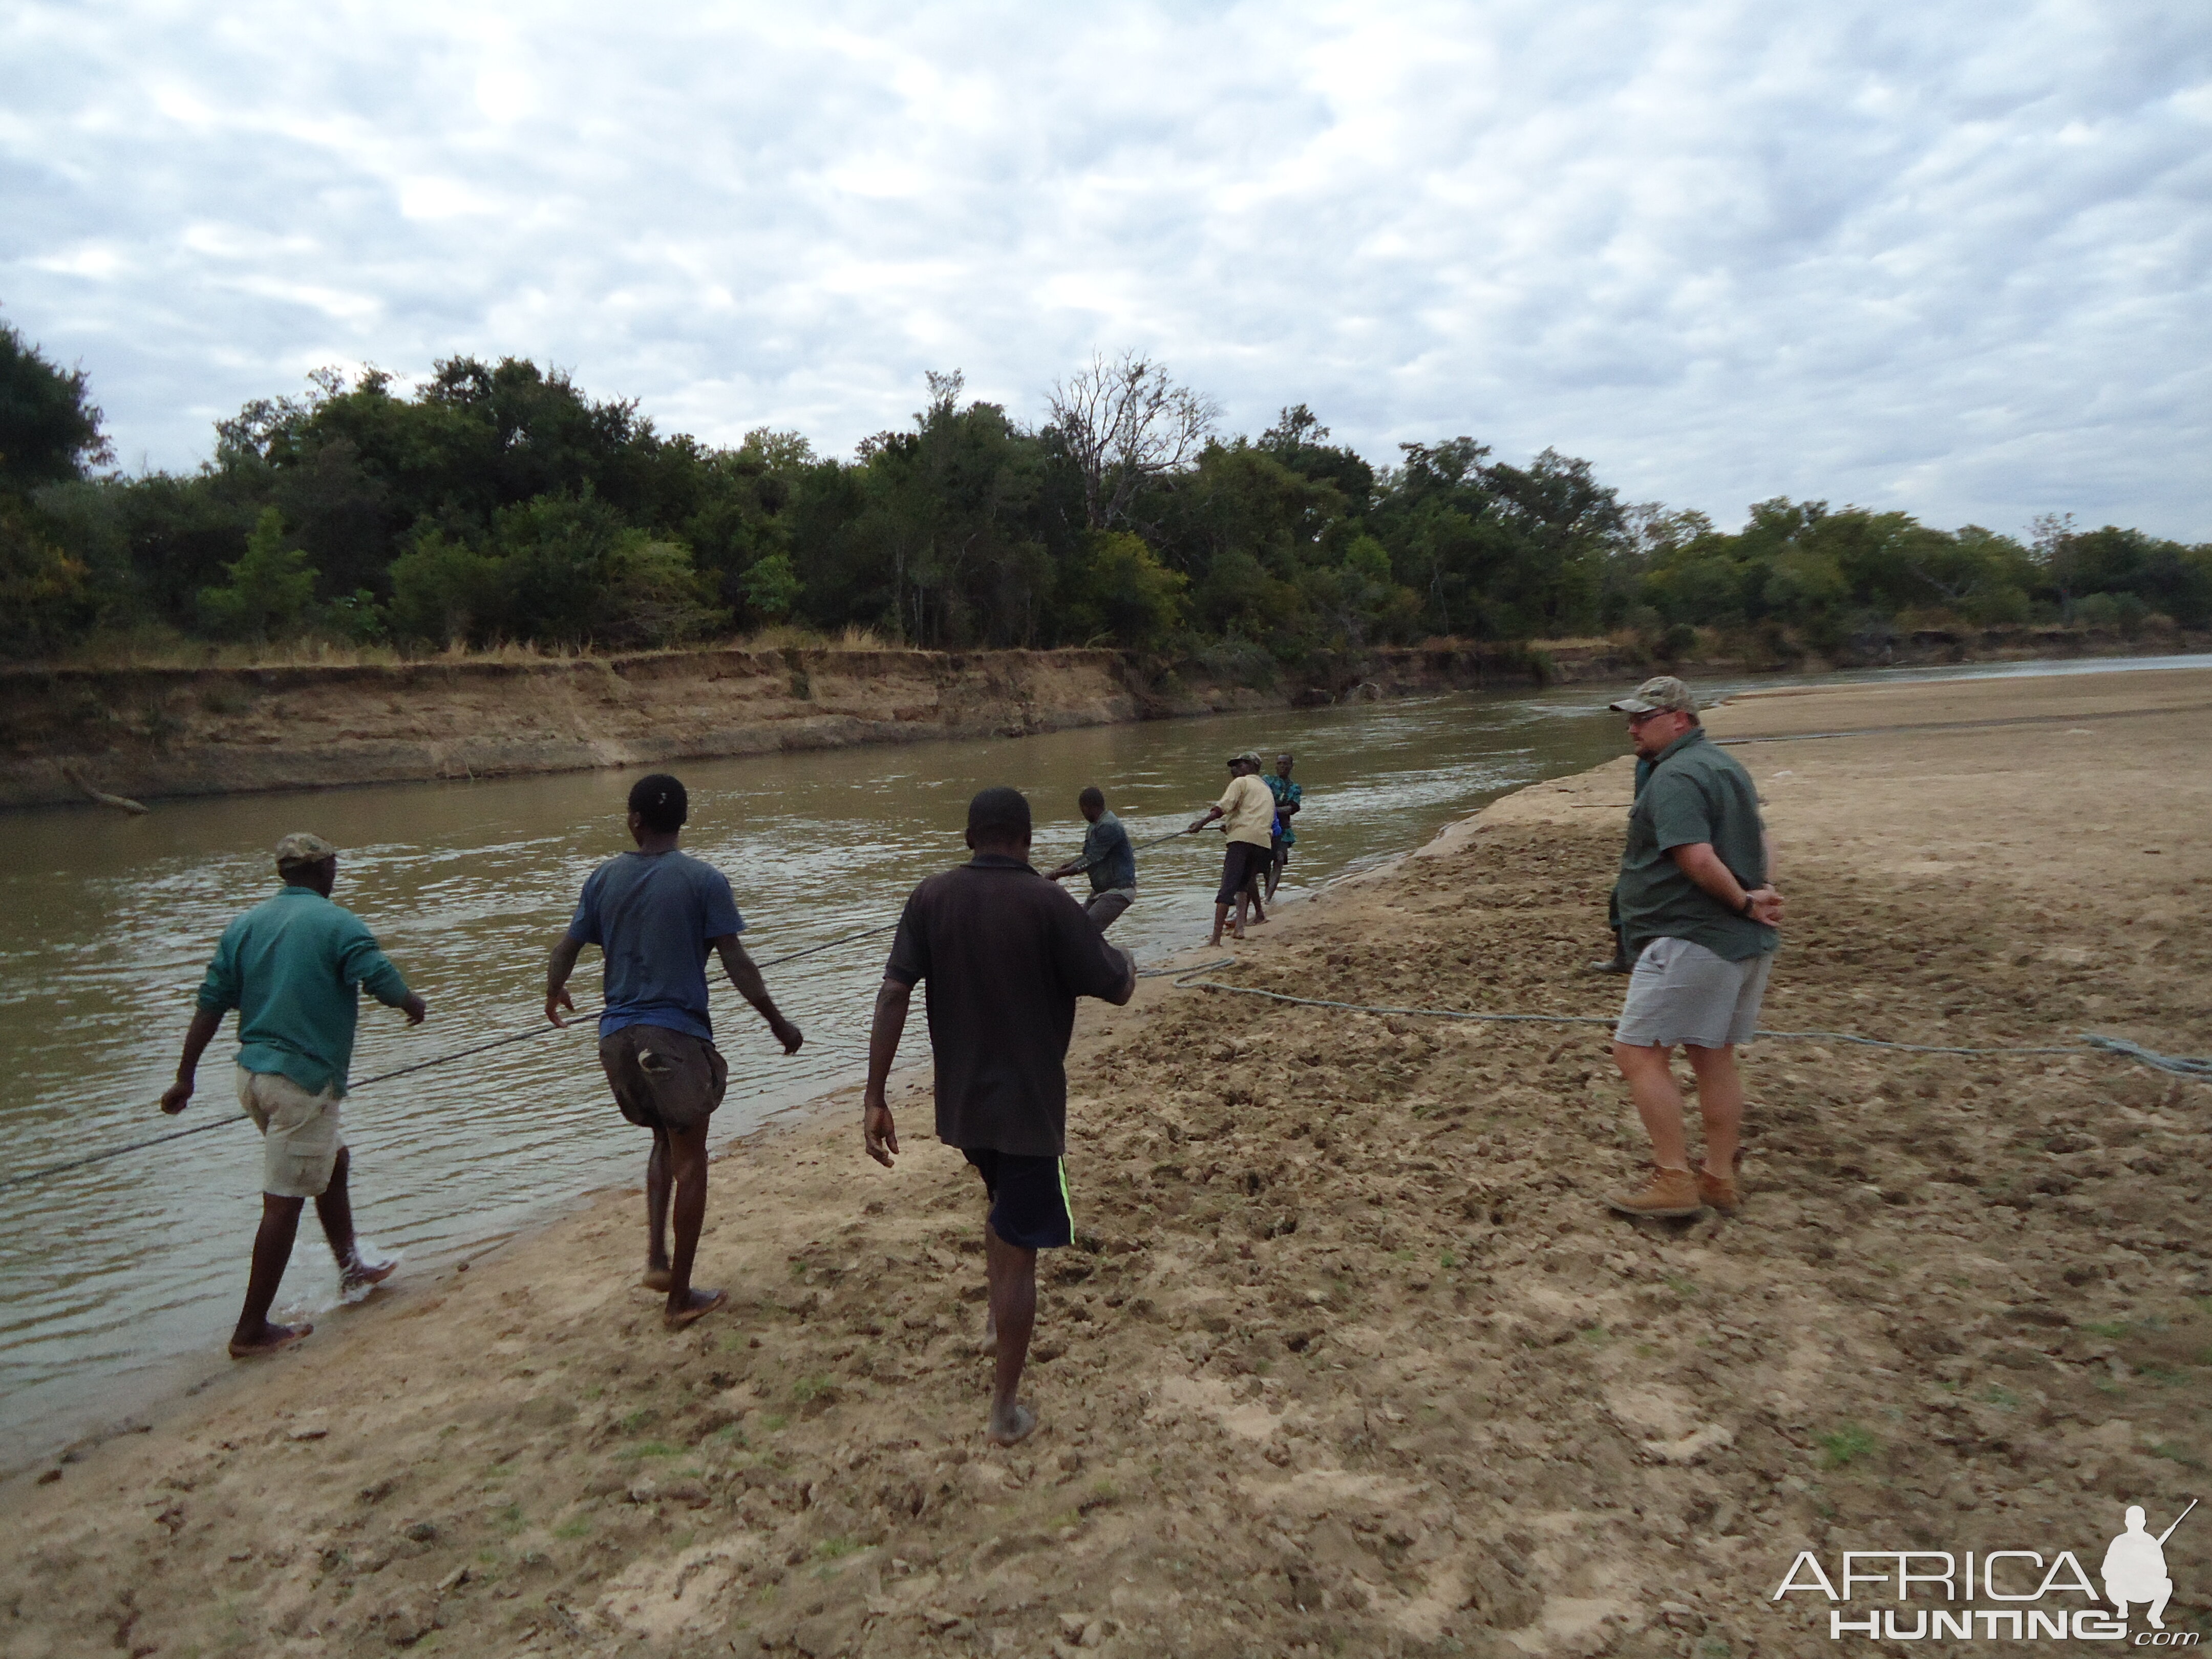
[{"xmin": 861, "ymin": 786, "xmax": 1136, "ymax": 1445}]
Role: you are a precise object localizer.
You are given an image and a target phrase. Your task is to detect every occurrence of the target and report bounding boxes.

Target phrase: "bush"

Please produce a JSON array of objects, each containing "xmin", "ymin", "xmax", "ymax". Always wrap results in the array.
[
  {"xmin": 1064, "ymin": 531, "xmax": 1188, "ymax": 650},
  {"xmin": 0, "ymin": 493, "xmax": 93, "ymax": 658},
  {"xmin": 598, "ymin": 532, "xmax": 728, "ymax": 649},
  {"xmin": 320, "ymin": 589, "xmax": 389, "ymax": 644},
  {"xmin": 2071, "ymin": 592, "xmax": 2121, "ymax": 629},
  {"xmin": 737, "ymin": 551, "xmax": 801, "ymax": 622},
  {"xmin": 389, "ymin": 530, "xmax": 505, "ymax": 646},
  {"xmin": 197, "ymin": 508, "xmax": 316, "ymax": 642},
  {"xmin": 1962, "ymin": 584, "xmax": 2029, "ymax": 626},
  {"xmin": 1193, "ymin": 638, "xmax": 1279, "ymax": 689}
]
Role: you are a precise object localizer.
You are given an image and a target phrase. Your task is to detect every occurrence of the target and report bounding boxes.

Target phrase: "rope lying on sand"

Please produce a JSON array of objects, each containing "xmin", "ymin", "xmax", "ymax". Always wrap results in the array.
[
  {"xmin": 27, "ymin": 822, "xmax": 2198, "ymax": 1195},
  {"xmin": 1169, "ymin": 971, "xmax": 2211, "ymax": 1076}
]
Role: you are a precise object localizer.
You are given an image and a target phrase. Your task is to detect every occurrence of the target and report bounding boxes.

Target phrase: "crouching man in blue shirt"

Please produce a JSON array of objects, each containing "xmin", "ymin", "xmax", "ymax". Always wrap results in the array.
[{"xmin": 546, "ymin": 774, "xmax": 804, "ymax": 1329}]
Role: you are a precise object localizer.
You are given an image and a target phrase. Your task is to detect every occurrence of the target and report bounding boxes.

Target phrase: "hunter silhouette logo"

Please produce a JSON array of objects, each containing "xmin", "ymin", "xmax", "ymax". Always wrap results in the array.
[
  {"xmin": 1773, "ymin": 1499, "xmax": 2199, "ymax": 1643},
  {"xmin": 2106, "ymin": 1501, "xmax": 2194, "ymax": 1631}
]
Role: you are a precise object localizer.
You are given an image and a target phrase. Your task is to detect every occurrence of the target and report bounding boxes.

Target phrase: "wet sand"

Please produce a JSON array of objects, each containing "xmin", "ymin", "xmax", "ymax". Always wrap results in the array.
[{"xmin": 8, "ymin": 665, "xmax": 2210, "ymax": 1659}]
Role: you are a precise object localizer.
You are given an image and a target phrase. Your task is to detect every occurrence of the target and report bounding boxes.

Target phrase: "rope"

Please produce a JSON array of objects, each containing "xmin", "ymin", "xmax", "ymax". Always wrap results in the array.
[
  {"xmin": 0, "ymin": 919, "xmax": 912, "ymax": 1194},
  {"xmin": 2, "ymin": 834, "xmax": 1218, "ymax": 1195},
  {"xmin": 1169, "ymin": 974, "xmax": 2210, "ymax": 1074},
  {"xmin": 2082, "ymin": 1034, "xmax": 2212, "ymax": 1079}
]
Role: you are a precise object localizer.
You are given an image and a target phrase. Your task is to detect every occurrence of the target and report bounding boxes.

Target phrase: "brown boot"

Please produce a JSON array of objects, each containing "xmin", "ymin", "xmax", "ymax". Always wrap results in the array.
[
  {"xmin": 1605, "ymin": 1166, "xmax": 1704, "ymax": 1219},
  {"xmin": 1699, "ymin": 1148, "xmax": 1745, "ymax": 1214}
]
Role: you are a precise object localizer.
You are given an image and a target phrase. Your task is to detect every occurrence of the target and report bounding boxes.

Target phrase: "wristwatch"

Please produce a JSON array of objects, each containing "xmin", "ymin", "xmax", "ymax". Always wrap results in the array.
[{"xmin": 1736, "ymin": 895, "xmax": 1755, "ymax": 918}]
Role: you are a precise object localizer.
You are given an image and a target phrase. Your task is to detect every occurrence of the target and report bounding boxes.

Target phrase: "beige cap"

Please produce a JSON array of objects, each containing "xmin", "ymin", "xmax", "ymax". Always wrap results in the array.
[
  {"xmin": 1230, "ymin": 749, "xmax": 1265, "ymax": 767},
  {"xmin": 1609, "ymin": 675, "xmax": 1698, "ymax": 716},
  {"xmin": 273, "ymin": 831, "xmax": 337, "ymax": 866}
]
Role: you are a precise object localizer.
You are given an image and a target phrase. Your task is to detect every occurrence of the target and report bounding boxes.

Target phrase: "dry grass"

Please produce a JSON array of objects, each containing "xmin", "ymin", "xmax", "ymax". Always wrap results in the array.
[{"xmin": 17, "ymin": 624, "xmax": 917, "ymax": 674}]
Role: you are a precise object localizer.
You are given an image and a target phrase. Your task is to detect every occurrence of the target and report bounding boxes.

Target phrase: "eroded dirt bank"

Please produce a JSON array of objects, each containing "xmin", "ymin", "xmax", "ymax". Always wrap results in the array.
[
  {"xmin": 0, "ymin": 647, "xmax": 1149, "ymax": 811},
  {"xmin": 1, "ymin": 642, "xmax": 1567, "ymax": 812},
  {"xmin": 8, "ymin": 628, "xmax": 2197, "ymax": 811},
  {"xmin": 7, "ymin": 666, "xmax": 2212, "ymax": 1659}
]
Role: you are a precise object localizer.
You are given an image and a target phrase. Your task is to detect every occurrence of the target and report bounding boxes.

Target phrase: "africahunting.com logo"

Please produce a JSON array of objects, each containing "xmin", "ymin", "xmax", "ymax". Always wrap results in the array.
[{"xmin": 1774, "ymin": 1501, "xmax": 2197, "ymax": 1643}]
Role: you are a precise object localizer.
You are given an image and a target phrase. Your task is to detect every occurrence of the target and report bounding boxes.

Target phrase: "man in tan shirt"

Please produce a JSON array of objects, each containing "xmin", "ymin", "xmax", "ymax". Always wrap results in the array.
[{"xmin": 1187, "ymin": 749, "xmax": 1277, "ymax": 945}]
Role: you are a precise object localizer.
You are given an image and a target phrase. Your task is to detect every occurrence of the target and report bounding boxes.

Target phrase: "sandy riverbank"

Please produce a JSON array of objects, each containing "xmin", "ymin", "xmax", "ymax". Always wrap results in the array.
[{"xmin": 7, "ymin": 665, "xmax": 2211, "ymax": 1658}]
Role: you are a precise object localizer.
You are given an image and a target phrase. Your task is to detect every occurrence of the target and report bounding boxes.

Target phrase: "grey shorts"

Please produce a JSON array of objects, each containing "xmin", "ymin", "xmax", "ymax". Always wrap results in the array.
[
  {"xmin": 1084, "ymin": 887, "xmax": 1136, "ymax": 930},
  {"xmin": 1614, "ymin": 937, "xmax": 1775, "ymax": 1049}
]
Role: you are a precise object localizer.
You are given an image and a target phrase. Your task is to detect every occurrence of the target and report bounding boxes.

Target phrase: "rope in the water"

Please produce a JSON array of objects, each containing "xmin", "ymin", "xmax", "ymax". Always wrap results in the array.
[
  {"xmin": 0, "ymin": 834, "xmax": 1236, "ymax": 1193},
  {"xmin": 1169, "ymin": 973, "xmax": 2211, "ymax": 1075},
  {"xmin": 0, "ymin": 920, "xmax": 909, "ymax": 1193}
]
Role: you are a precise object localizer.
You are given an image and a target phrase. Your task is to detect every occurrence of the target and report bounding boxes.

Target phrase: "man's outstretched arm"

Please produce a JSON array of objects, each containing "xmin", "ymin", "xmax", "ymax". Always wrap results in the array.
[
  {"xmin": 712, "ymin": 935, "xmax": 803, "ymax": 1053},
  {"xmin": 861, "ymin": 977, "xmax": 911, "ymax": 1167}
]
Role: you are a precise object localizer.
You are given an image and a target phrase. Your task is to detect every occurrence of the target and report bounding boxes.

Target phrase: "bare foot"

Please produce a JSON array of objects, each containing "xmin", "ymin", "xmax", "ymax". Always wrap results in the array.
[
  {"xmin": 340, "ymin": 1259, "xmax": 397, "ymax": 1294},
  {"xmin": 229, "ymin": 1322, "xmax": 312, "ymax": 1359},
  {"xmin": 664, "ymin": 1287, "xmax": 727, "ymax": 1330},
  {"xmin": 641, "ymin": 1266, "xmax": 673, "ymax": 1292},
  {"xmin": 986, "ymin": 1401, "xmax": 1038, "ymax": 1447}
]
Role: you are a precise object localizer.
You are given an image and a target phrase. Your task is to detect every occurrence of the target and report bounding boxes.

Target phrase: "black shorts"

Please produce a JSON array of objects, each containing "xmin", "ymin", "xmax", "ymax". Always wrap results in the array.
[
  {"xmin": 1215, "ymin": 841, "xmax": 1269, "ymax": 904},
  {"xmin": 1271, "ymin": 835, "xmax": 1290, "ymax": 866},
  {"xmin": 598, "ymin": 1025, "xmax": 728, "ymax": 1133},
  {"xmin": 963, "ymin": 1149, "xmax": 1073, "ymax": 1250}
]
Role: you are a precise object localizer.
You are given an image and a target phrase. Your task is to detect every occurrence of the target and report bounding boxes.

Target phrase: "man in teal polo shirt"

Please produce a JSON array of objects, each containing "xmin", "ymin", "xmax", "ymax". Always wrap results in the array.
[
  {"xmin": 1264, "ymin": 751, "xmax": 1302, "ymax": 901},
  {"xmin": 162, "ymin": 833, "xmax": 427, "ymax": 1357},
  {"xmin": 1602, "ymin": 678, "xmax": 1783, "ymax": 1219}
]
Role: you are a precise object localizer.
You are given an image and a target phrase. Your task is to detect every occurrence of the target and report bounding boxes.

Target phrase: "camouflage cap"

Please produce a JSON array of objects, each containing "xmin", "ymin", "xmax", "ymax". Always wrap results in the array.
[
  {"xmin": 273, "ymin": 831, "xmax": 337, "ymax": 866},
  {"xmin": 1608, "ymin": 675, "xmax": 1698, "ymax": 716},
  {"xmin": 1230, "ymin": 749, "xmax": 1266, "ymax": 768}
]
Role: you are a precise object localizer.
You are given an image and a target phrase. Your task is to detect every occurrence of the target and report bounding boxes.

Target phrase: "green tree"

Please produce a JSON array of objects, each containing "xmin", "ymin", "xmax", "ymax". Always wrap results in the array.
[
  {"xmin": 197, "ymin": 508, "xmax": 317, "ymax": 642},
  {"xmin": 737, "ymin": 551, "xmax": 801, "ymax": 622},
  {"xmin": 0, "ymin": 494, "xmax": 92, "ymax": 657},
  {"xmin": 0, "ymin": 322, "xmax": 111, "ymax": 493},
  {"xmin": 1061, "ymin": 530, "xmax": 1187, "ymax": 649},
  {"xmin": 599, "ymin": 530, "xmax": 728, "ymax": 648},
  {"xmin": 388, "ymin": 529, "xmax": 505, "ymax": 646}
]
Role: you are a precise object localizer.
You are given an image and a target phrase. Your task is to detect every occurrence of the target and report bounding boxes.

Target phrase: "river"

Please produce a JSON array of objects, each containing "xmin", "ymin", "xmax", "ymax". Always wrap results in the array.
[{"xmin": 1, "ymin": 653, "xmax": 2202, "ymax": 1467}]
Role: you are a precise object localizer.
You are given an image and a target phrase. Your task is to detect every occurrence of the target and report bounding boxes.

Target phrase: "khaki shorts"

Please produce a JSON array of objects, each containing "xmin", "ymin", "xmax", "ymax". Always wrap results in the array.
[
  {"xmin": 236, "ymin": 1067, "xmax": 346, "ymax": 1198},
  {"xmin": 598, "ymin": 1025, "xmax": 728, "ymax": 1134}
]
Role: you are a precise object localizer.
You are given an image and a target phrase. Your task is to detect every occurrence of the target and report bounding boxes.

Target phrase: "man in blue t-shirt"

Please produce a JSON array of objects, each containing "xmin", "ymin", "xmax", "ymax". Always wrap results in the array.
[{"xmin": 546, "ymin": 773, "xmax": 803, "ymax": 1329}]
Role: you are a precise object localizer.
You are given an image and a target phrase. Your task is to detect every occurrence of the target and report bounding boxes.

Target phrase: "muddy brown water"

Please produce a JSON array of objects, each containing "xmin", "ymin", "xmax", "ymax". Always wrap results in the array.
[{"xmin": 1, "ymin": 654, "xmax": 2201, "ymax": 1467}]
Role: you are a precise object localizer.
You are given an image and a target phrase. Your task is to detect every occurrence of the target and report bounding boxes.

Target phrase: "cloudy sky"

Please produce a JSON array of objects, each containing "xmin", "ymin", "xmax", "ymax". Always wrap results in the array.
[{"xmin": 5, "ymin": 1, "xmax": 2207, "ymax": 537}]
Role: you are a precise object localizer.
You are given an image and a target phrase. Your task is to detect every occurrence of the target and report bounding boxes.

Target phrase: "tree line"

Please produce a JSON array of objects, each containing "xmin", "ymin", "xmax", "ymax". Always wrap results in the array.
[{"xmin": 3, "ymin": 322, "xmax": 2206, "ymax": 668}]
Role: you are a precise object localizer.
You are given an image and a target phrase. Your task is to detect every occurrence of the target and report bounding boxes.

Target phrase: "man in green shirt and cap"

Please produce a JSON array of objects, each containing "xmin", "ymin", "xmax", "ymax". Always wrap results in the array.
[
  {"xmin": 1602, "ymin": 677, "xmax": 1783, "ymax": 1219},
  {"xmin": 162, "ymin": 832, "xmax": 427, "ymax": 1356}
]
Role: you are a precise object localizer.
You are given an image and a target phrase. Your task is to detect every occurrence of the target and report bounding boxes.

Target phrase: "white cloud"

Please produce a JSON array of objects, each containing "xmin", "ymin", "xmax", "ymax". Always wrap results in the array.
[{"xmin": 0, "ymin": 0, "xmax": 2205, "ymax": 537}]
